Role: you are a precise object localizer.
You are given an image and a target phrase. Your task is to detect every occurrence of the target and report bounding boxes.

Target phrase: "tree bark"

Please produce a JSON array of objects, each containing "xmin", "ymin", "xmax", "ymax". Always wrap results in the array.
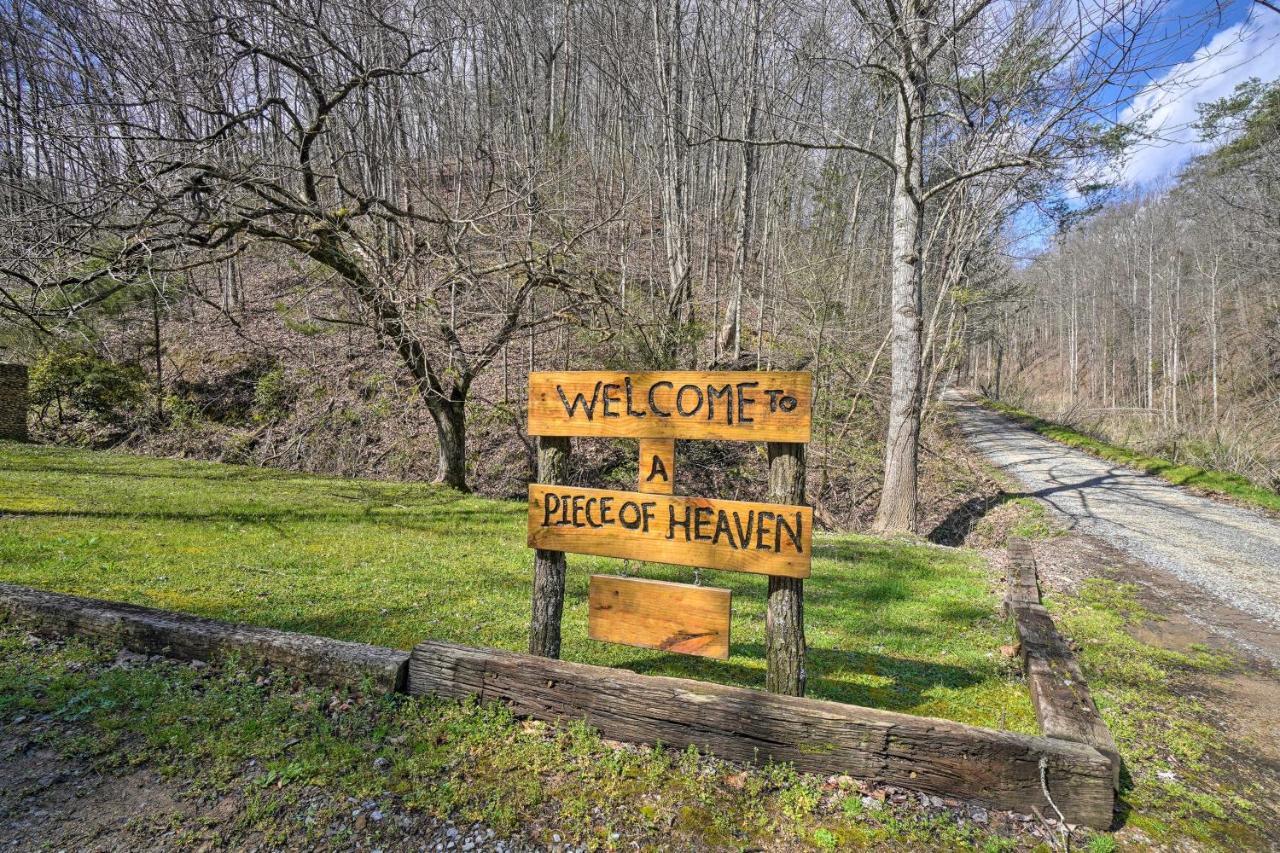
[
  {"xmin": 766, "ymin": 441, "xmax": 805, "ymax": 696},
  {"xmin": 529, "ymin": 435, "xmax": 571, "ymax": 658},
  {"xmin": 427, "ymin": 393, "xmax": 469, "ymax": 492},
  {"xmin": 717, "ymin": 0, "xmax": 762, "ymax": 361},
  {"xmin": 874, "ymin": 61, "xmax": 926, "ymax": 534}
]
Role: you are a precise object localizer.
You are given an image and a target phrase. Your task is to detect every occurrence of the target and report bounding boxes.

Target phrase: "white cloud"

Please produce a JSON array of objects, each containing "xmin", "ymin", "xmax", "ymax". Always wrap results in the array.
[{"xmin": 1119, "ymin": 8, "xmax": 1280, "ymax": 186}]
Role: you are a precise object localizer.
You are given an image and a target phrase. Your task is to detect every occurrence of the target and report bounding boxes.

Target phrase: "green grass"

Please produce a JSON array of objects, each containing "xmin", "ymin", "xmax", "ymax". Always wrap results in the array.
[
  {"xmin": 3, "ymin": 440, "xmax": 1269, "ymax": 848},
  {"xmin": 981, "ymin": 400, "xmax": 1280, "ymax": 513},
  {"xmin": 1048, "ymin": 580, "xmax": 1268, "ymax": 850},
  {"xmin": 0, "ymin": 628, "xmax": 1044, "ymax": 850},
  {"xmin": 0, "ymin": 440, "xmax": 1033, "ymax": 732}
]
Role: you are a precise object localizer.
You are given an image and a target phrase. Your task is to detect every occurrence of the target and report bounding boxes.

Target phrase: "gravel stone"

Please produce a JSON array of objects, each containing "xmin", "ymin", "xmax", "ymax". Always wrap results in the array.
[{"xmin": 951, "ymin": 394, "xmax": 1280, "ymax": 661}]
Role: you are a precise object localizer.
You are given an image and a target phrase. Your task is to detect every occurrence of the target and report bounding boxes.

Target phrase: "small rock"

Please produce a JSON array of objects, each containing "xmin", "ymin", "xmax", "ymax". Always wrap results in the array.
[
  {"xmin": 552, "ymin": 833, "xmax": 562, "ymax": 843},
  {"xmin": 370, "ymin": 810, "xmax": 383, "ymax": 822},
  {"xmin": 1156, "ymin": 769, "xmax": 1177, "ymax": 782},
  {"xmin": 373, "ymin": 757, "xmax": 390, "ymax": 771},
  {"xmin": 355, "ymin": 815, "xmax": 367, "ymax": 830},
  {"xmin": 970, "ymin": 807, "xmax": 989, "ymax": 824},
  {"xmin": 860, "ymin": 796, "xmax": 884, "ymax": 811}
]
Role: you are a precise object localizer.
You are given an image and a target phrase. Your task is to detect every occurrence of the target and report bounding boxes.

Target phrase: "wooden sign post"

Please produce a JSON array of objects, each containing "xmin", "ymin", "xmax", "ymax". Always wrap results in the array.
[{"xmin": 526, "ymin": 371, "xmax": 812, "ymax": 694}]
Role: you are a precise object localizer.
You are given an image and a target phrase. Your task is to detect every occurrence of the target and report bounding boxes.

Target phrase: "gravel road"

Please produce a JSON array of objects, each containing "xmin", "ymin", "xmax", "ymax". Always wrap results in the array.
[{"xmin": 950, "ymin": 394, "xmax": 1280, "ymax": 662}]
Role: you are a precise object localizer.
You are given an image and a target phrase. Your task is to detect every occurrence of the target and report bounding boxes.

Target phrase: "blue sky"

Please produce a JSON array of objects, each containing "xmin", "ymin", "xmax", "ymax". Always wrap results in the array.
[
  {"xmin": 1118, "ymin": 0, "xmax": 1280, "ymax": 184},
  {"xmin": 1007, "ymin": 0, "xmax": 1280, "ymax": 257}
]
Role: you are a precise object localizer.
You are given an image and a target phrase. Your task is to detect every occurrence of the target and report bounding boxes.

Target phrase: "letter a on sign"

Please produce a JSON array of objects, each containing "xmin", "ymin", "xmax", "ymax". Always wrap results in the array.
[{"xmin": 638, "ymin": 439, "xmax": 674, "ymax": 495}]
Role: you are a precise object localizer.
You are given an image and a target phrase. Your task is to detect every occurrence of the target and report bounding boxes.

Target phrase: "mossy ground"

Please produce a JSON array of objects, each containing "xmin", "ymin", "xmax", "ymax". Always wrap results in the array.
[{"xmin": 1048, "ymin": 579, "xmax": 1272, "ymax": 850}]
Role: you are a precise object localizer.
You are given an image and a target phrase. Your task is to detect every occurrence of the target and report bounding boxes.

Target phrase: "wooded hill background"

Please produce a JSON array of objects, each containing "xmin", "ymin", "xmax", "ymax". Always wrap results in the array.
[{"xmin": 2, "ymin": 0, "xmax": 1276, "ymax": 529}]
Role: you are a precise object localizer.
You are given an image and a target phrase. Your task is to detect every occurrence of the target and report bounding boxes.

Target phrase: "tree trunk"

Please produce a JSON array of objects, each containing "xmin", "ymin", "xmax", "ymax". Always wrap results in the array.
[
  {"xmin": 717, "ymin": 0, "xmax": 762, "ymax": 361},
  {"xmin": 874, "ymin": 68, "xmax": 925, "ymax": 535},
  {"xmin": 766, "ymin": 441, "xmax": 805, "ymax": 696},
  {"xmin": 529, "ymin": 435, "xmax": 571, "ymax": 658},
  {"xmin": 427, "ymin": 393, "xmax": 469, "ymax": 492}
]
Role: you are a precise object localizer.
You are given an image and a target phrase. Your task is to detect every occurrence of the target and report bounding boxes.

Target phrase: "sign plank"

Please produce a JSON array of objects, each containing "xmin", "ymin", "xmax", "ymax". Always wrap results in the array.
[
  {"xmin": 637, "ymin": 438, "xmax": 675, "ymax": 494},
  {"xmin": 528, "ymin": 371, "xmax": 811, "ymax": 441},
  {"xmin": 588, "ymin": 575, "xmax": 731, "ymax": 659},
  {"xmin": 527, "ymin": 484, "xmax": 812, "ymax": 578}
]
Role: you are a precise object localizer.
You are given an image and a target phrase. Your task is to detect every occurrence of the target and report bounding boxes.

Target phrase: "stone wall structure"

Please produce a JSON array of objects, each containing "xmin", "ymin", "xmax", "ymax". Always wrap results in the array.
[{"xmin": 0, "ymin": 364, "xmax": 29, "ymax": 440}]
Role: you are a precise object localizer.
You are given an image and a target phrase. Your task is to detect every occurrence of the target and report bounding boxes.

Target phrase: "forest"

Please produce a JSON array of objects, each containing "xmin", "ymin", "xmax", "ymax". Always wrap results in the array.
[
  {"xmin": 991, "ymin": 79, "xmax": 1280, "ymax": 490},
  {"xmin": 2, "ymin": 0, "xmax": 1276, "ymax": 531}
]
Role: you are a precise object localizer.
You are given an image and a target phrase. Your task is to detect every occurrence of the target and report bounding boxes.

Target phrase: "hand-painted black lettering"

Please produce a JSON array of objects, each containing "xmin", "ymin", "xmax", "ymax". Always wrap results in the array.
[
  {"xmin": 776, "ymin": 512, "xmax": 803, "ymax": 553},
  {"xmin": 648, "ymin": 381, "xmax": 673, "ymax": 417},
  {"xmin": 619, "ymin": 500, "xmax": 643, "ymax": 530},
  {"xmin": 641, "ymin": 501, "xmax": 657, "ymax": 533},
  {"xmin": 712, "ymin": 509, "xmax": 736, "ymax": 548},
  {"xmin": 675, "ymin": 384, "xmax": 704, "ymax": 416},
  {"xmin": 706, "ymin": 384, "xmax": 732, "ymax": 423},
  {"xmin": 557, "ymin": 382, "xmax": 602, "ymax": 420},
  {"xmin": 571, "ymin": 494, "xmax": 586, "ymax": 527},
  {"xmin": 732, "ymin": 510, "xmax": 755, "ymax": 547},
  {"xmin": 667, "ymin": 504, "xmax": 691, "ymax": 540},
  {"xmin": 624, "ymin": 377, "xmax": 646, "ymax": 417},
  {"xmin": 599, "ymin": 496, "xmax": 615, "ymax": 525},
  {"xmin": 765, "ymin": 388, "xmax": 784, "ymax": 412},
  {"xmin": 601, "ymin": 383, "xmax": 622, "ymax": 417},
  {"xmin": 542, "ymin": 493, "xmax": 560, "ymax": 526},
  {"xmin": 646, "ymin": 453, "xmax": 669, "ymax": 482},
  {"xmin": 780, "ymin": 394, "xmax": 798, "ymax": 413},
  {"xmin": 585, "ymin": 497, "xmax": 602, "ymax": 528},
  {"xmin": 736, "ymin": 381, "xmax": 759, "ymax": 424},
  {"xmin": 694, "ymin": 505, "xmax": 714, "ymax": 541},
  {"xmin": 756, "ymin": 510, "xmax": 775, "ymax": 551}
]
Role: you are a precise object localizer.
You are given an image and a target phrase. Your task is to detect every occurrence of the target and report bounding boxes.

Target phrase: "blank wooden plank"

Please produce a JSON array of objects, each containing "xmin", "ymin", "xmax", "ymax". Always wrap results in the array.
[
  {"xmin": 528, "ymin": 484, "xmax": 812, "ymax": 578},
  {"xmin": 588, "ymin": 575, "xmax": 730, "ymax": 659},
  {"xmin": 406, "ymin": 640, "xmax": 1115, "ymax": 829},
  {"xmin": 637, "ymin": 438, "xmax": 675, "ymax": 494},
  {"xmin": 527, "ymin": 371, "xmax": 811, "ymax": 441}
]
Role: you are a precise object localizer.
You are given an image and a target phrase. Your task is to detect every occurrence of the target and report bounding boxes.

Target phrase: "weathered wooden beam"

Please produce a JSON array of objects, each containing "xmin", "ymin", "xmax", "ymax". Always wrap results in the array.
[
  {"xmin": 1011, "ymin": 601, "xmax": 1121, "ymax": 790},
  {"xmin": 0, "ymin": 583, "xmax": 407, "ymax": 692},
  {"xmin": 408, "ymin": 639, "xmax": 1115, "ymax": 828},
  {"xmin": 1004, "ymin": 540, "xmax": 1121, "ymax": 789},
  {"xmin": 1003, "ymin": 536, "xmax": 1040, "ymax": 616}
]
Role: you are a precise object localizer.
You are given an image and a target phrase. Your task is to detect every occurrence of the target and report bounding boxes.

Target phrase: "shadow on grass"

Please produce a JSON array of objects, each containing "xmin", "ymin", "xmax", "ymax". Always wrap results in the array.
[
  {"xmin": 0, "ymin": 503, "xmax": 524, "ymax": 529},
  {"xmin": 610, "ymin": 644, "xmax": 984, "ymax": 712},
  {"xmin": 0, "ymin": 459, "xmax": 302, "ymax": 483},
  {"xmin": 927, "ymin": 492, "xmax": 1014, "ymax": 546}
]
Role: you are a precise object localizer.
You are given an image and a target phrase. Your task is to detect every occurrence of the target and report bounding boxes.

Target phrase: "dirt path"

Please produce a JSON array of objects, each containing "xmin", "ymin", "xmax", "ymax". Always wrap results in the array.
[{"xmin": 950, "ymin": 395, "xmax": 1280, "ymax": 665}]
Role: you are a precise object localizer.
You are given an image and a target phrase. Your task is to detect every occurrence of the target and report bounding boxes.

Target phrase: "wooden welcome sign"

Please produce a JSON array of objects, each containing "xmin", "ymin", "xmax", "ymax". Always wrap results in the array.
[{"xmin": 527, "ymin": 371, "xmax": 812, "ymax": 661}]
